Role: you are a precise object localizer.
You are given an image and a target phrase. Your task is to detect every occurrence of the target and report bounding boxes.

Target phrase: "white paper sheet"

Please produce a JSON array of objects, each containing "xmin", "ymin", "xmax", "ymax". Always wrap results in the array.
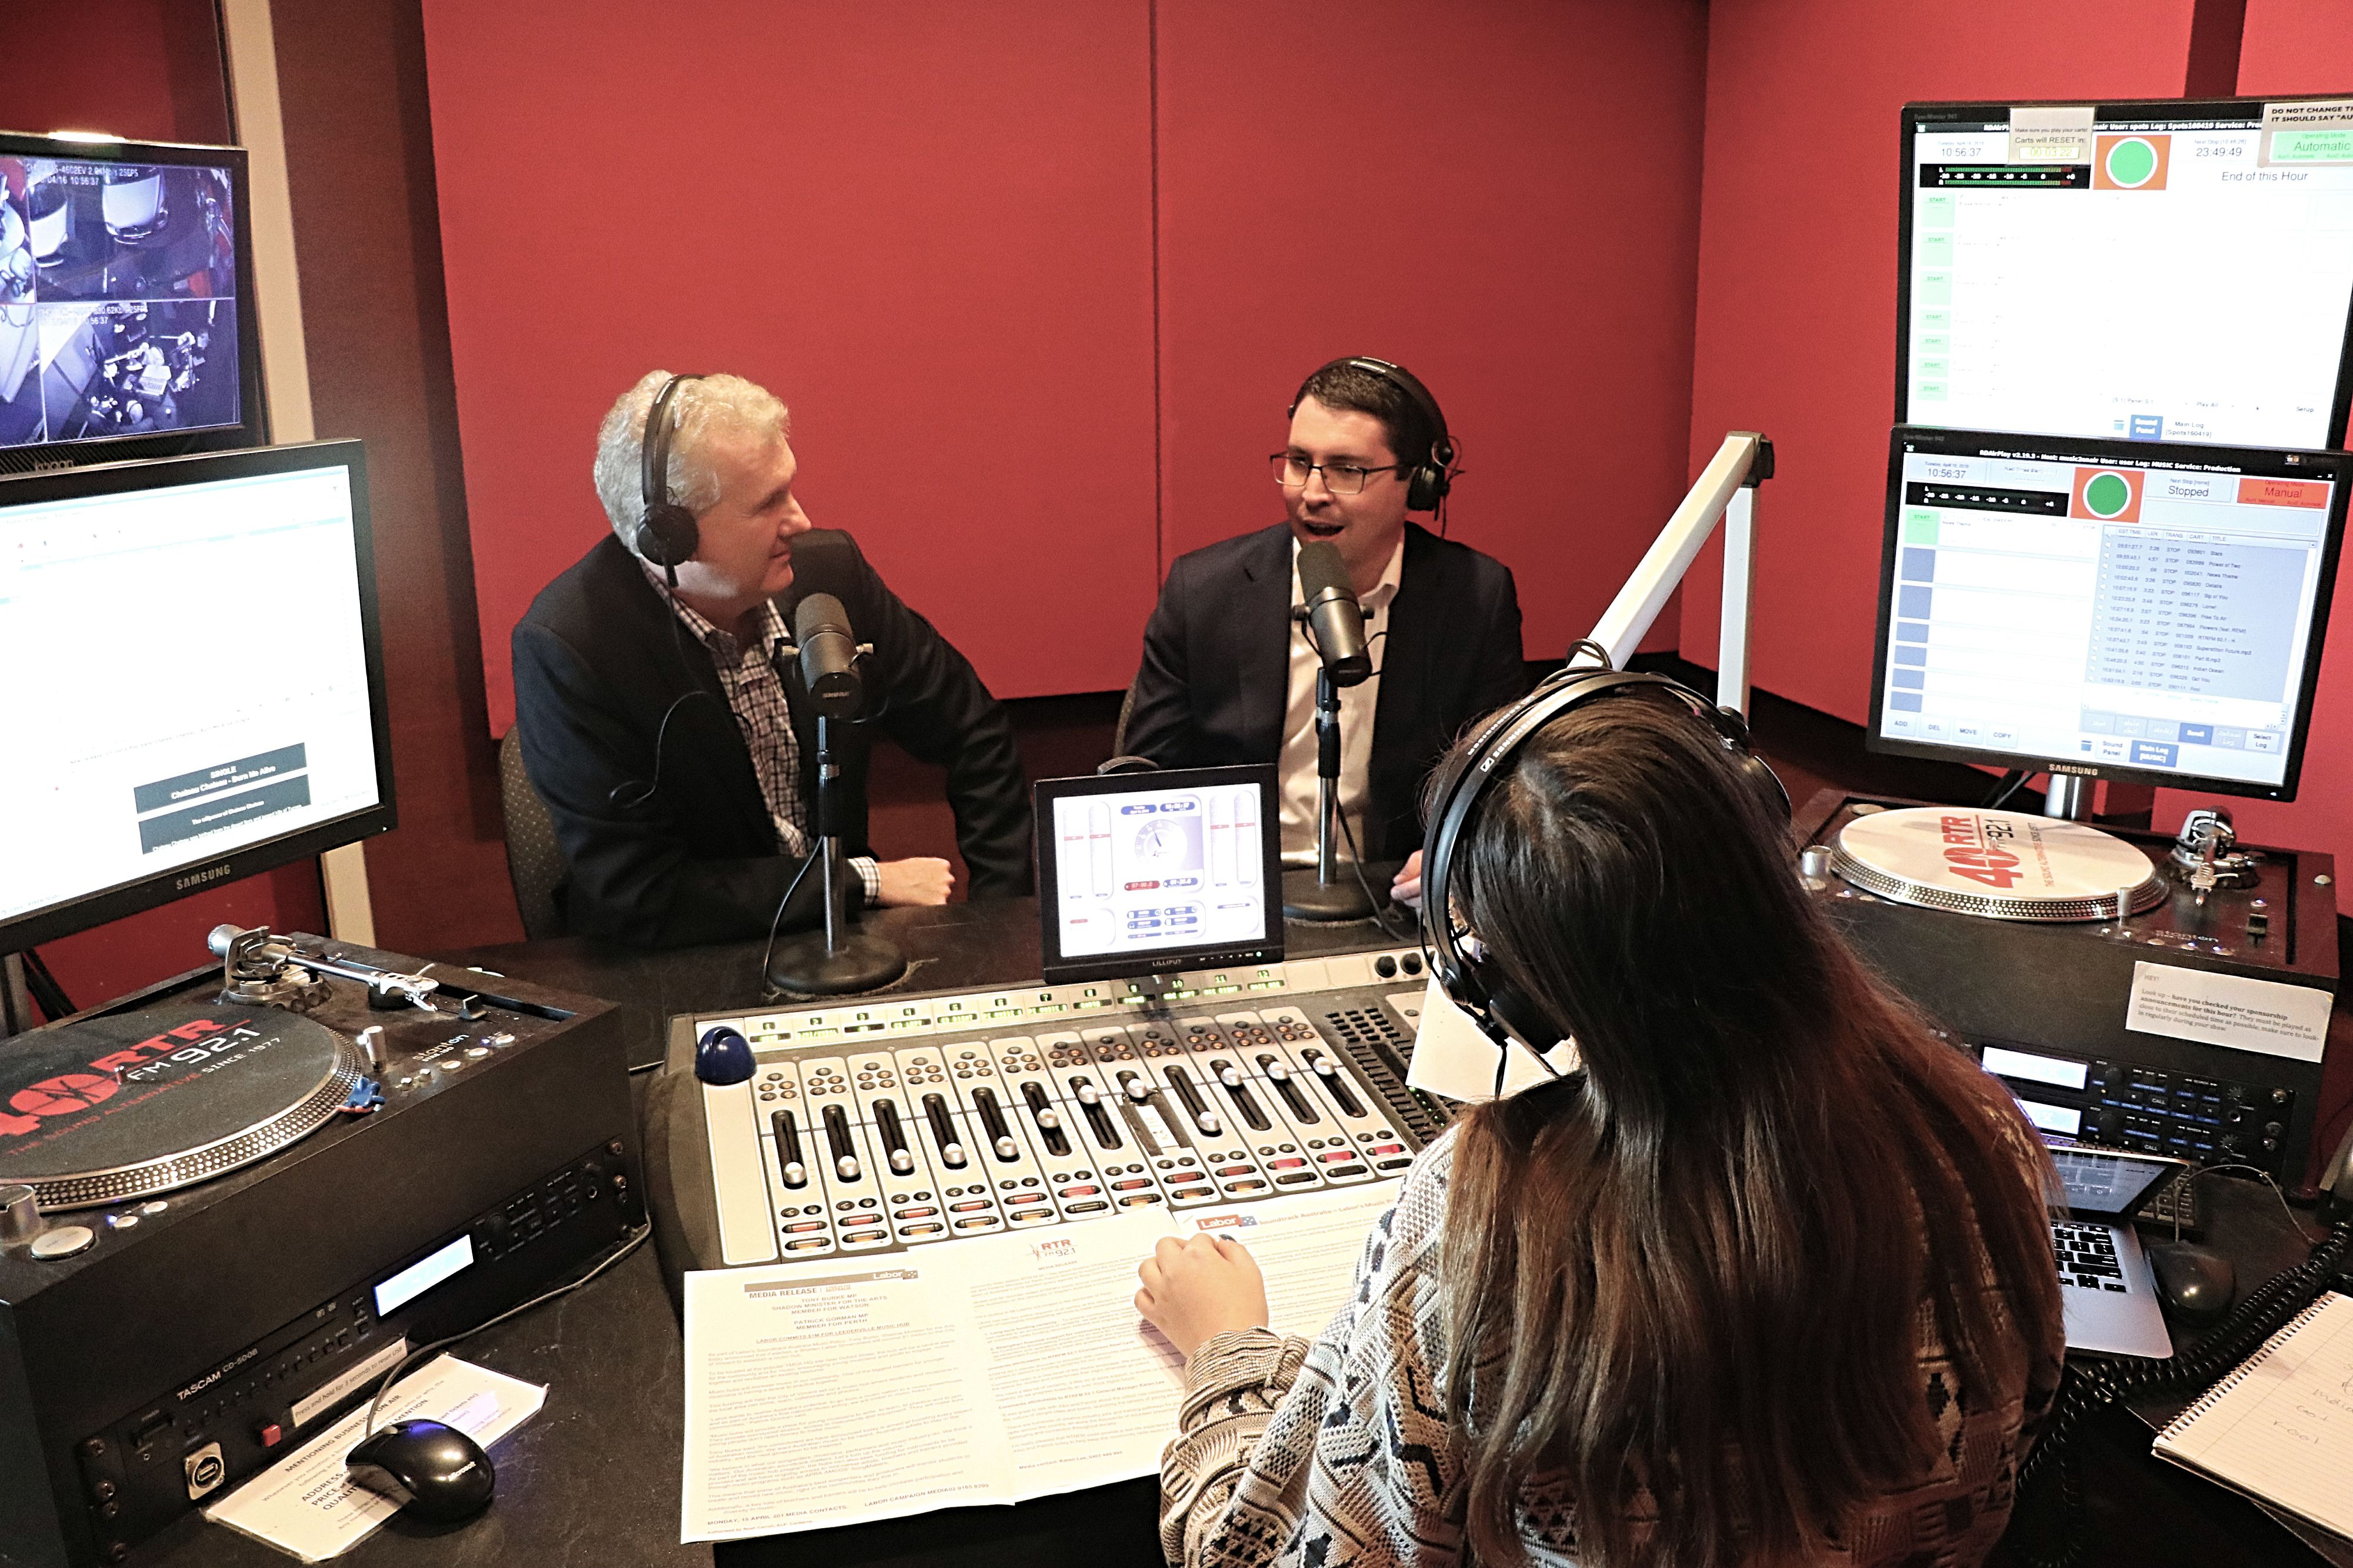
[
  {"xmin": 2124, "ymin": 960, "xmax": 2332, "ymax": 1063},
  {"xmin": 679, "ymin": 1179, "xmax": 1405, "ymax": 1542},
  {"xmin": 201, "ymin": 1355, "xmax": 545, "ymax": 1563}
]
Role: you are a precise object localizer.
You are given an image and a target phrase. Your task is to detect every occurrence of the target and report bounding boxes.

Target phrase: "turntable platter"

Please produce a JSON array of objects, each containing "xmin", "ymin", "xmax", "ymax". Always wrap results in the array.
[
  {"xmin": 0, "ymin": 1005, "xmax": 358, "ymax": 1209},
  {"xmin": 1829, "ymin": 806, "xmax": 2166, "ymax": 923}
]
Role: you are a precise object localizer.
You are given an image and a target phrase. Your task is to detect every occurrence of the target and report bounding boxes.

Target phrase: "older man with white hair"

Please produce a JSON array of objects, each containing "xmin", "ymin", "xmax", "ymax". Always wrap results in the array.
[{"xmin": 512, "ymin": 369, "xmax": 1029, "ymax": 948}]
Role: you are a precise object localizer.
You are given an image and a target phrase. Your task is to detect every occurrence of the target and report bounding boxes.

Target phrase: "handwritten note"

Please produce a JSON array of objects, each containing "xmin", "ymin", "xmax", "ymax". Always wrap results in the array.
[{"xmin": 2154, "ymin": 1292, "xmax": 2353, "ymax": 1540}]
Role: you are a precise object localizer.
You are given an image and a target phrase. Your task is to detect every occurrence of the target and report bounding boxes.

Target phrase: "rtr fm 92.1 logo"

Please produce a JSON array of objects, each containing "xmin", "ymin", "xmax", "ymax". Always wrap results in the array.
[{"xmin": 1938, "ymin": 813, "xmax": 2024, "ymax": 890}]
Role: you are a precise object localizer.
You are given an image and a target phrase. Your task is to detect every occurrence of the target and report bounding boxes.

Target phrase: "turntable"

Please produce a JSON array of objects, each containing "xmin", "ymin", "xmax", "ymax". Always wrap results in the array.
[
  {"xmin": 1797, "ymin": 793, "xmax": 2338, "ymax": 1190},
  {"xmin": 0, "ymin": 929, "xmax": 642, "ymax": 1568},
  {"xmin": 1824, "ymin": 806, "xmax": 2167, "ymax": 922}
]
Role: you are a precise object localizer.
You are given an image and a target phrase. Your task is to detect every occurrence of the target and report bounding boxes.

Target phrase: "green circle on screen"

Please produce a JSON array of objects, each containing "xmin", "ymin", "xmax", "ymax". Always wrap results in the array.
[
  {"xmin": 2106, "ymin": 137, "xmax": 2158, "ymax": 186},
  {"xmin": 2085, "ymin": 473, "xmax": 2132, "ymax": 516}
]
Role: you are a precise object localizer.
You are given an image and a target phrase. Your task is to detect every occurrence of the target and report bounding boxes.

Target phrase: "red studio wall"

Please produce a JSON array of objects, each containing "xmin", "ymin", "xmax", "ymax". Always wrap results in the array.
[
  {"xmin": 421, "ymin": 2, "xmax": 1161, "ymax": 734},
  {"xmin": 423, "ymin": 2, "xmax": 1714, "ymax": 736},
  {"xmin": 1682, "ymin": 0, "xmax": 2203, "ymax": 725},
  {"xmin": 1152, "ymin": 0, "xmax": 1709, "ymax": 666}
]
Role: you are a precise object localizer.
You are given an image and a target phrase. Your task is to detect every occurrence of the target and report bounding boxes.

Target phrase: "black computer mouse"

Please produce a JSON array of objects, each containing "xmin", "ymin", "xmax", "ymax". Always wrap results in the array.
[
  {"xmin": 2147, "ymin": 1242, "xmax": 2236, "ymax": 1329},
  {"xmin": 345, "ymin": 1419, "xmax": 496, "ymax": 1523}
]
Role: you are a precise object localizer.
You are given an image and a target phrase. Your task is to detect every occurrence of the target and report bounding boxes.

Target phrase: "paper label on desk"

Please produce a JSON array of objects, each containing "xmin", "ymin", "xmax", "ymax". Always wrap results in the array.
[
  {"xmin": 201, "ymin": 1355, "xmax": 545, "ymax": 1562},
  {"xmin": 2124, "ymin": 962, "xmax": 2331, "ymax": 1063},
  {"xmin": 678, "ymin": 1179, "xmax": 1402, "ymax": 1540}
]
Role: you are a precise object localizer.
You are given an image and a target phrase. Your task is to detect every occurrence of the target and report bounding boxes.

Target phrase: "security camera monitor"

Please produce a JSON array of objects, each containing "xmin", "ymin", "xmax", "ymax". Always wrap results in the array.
[
  {"xmin": 0, "ymin": 130, "xmax": 263, "ymax": 472},
  {"xmin": 1035, "ymin": 766, "xmax": 1283, "ymax": 985},
  {"xmin": 1900, "ymin": 97, "xmax": 2353, "ymax": 448},
  {"xmin": 1869, "ymin": 427, "xmax": 2347, "ymax": 801},
  {"xmin": 0, "ymin": 441, "xmax": 394, "ymax": 952}
]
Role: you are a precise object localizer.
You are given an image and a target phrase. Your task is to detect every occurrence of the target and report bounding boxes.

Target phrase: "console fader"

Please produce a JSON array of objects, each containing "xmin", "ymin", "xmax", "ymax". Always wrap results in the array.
[{"xmin": 675, "ymin": 949, "xmax": 1451, "ymax": 1268}]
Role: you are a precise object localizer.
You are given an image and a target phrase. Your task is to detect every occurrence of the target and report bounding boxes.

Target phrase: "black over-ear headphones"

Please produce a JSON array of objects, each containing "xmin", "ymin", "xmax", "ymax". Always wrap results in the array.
[
  {"xmin": 1421, "ymin": 657, "xmax": 1791, "ymax": 1067},
  {"xmin": 1291, "ymin": 356, "xmax": 1455, "ymax": 513},
  {"xmin": 634, "ymin": 372, "xmax": 706, "ymax": 570}
]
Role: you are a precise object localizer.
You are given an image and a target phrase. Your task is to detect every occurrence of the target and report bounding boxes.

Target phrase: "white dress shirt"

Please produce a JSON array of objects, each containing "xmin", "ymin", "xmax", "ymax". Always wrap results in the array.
[{"xmin": 1278, "ymin": 535, "xmax": 1404, "ymax": 863}]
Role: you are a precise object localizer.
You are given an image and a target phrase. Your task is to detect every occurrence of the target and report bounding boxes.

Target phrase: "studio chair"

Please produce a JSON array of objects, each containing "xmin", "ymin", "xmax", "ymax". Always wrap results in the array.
[{"xmin": 498, "ymin": 726, "xmax": 570, "ymax": 939}]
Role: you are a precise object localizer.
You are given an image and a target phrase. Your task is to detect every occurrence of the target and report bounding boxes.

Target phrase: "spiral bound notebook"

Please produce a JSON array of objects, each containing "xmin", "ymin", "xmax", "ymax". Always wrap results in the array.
[{"xmin": 2152, "ymin": 1292, "xmax": 2353, "ymax": 1542}]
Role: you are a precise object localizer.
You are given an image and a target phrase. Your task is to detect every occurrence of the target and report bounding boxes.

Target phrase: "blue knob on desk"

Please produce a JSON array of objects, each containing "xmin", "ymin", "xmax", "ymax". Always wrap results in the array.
[{"xmin": 695, "ymin": 1026, "xmax": 755, "ymax": 1086}]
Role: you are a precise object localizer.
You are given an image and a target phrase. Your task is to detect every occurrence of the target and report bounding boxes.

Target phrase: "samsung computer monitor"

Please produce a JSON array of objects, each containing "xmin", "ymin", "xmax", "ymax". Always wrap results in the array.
[
  {"xmin": 1899, "ymin": 98, "xmax": 2353, "ymax": 448},
  {"xmin": 1035, "ymin": 766, "xmax": 1283, "ymax": 985},
  {"xmin": 1869, "ymin": 428, "xmax": 2347, "ymax": 800},
  {"xmin": 0, "ymin": 131, "xmax": 264, "ymax": 473},
  {"xmin": 0, "ymin": 442, "xmax": 393, "ymax": 952}
]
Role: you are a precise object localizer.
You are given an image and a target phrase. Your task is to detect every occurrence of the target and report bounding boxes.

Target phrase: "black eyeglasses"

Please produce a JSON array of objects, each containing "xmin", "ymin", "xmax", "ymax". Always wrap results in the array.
[{"xmin": 1270, "ymin": 453, "xmax": 1405, "ymax": 495}]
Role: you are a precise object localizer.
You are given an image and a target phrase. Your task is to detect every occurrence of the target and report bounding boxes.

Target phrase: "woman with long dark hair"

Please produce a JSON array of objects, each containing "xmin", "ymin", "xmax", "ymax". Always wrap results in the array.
[{"xmin": 1135, "ymin": 690, "xmax": 2065, "ymax": 1567}]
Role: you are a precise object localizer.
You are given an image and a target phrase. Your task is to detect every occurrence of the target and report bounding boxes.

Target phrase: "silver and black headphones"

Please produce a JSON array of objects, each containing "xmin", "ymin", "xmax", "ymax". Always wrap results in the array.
[
  {"xmin": 1420, "ymin": 655, "xmax": 1792, "ymax": 1076},
  {"xmin": 632, "ymin": 372, "xmax": 706, "ymax": 571}
]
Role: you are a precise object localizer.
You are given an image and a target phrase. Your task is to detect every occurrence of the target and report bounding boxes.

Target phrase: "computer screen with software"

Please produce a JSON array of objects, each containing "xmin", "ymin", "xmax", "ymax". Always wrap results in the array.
[
  {"xmin": 1034, "ymin": 766, "xmax": 1282, "ymax": 985},
  {"xmin": 1868, "ymin": 427, "xmax": 2346, "ymax": 800},
  {"xmin": 0, "ymin": 441, "xmax": 394, "ymax": 952},
  {"xmin": 1899, "ymin": 98, "xmax": 2353, "ymax": 448}
]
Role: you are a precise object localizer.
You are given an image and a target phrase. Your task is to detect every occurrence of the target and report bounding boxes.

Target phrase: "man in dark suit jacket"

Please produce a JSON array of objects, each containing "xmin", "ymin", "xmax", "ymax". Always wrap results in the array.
[
  {"xmin": 1123, "ymin": 358, "xmax": 1526, "ymax": 904},
  {"xmin": 512, "ymin": 371, "xmax": 1029, "ymax": 948}
]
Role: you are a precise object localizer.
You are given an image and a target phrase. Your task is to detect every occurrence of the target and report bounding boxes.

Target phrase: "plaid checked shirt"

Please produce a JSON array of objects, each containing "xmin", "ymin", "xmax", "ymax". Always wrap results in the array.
[{"xmin": 649, "ymin": 568, "xmax": 881, "ymax": 902}]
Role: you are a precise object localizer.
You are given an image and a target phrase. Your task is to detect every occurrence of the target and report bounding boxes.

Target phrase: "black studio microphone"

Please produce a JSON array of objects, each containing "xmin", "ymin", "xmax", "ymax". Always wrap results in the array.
[
  {"xmin": 782, "ymin": 529, "xmax": 866, "ymax": 719},
  {"xmin": 1296, "ymin": 541, "xmax": 1372, "ymax": 686},
  {"xmin": 792, "ymin": 593, "xmax": 862, "ymax": 718}
]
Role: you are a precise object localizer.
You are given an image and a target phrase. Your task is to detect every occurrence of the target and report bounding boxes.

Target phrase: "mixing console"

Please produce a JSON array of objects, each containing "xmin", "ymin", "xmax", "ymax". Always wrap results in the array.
[{"xmin": 679, "ymin": 948, "xmax": 1450, "ymax": 1267}]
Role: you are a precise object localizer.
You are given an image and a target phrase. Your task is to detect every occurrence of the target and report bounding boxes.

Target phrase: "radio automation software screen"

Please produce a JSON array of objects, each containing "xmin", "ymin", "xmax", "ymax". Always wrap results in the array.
[
  {"xmin": 1901, "ymin": 99, "xmax": 2353, "ymax": 448},
  {"xmin": 0, "ymin": 448, "xmax": 386, "ymax": 936},
  {"xmin": 1869, "ymin": 428, "xmax": 2346, "ymax": 799}
]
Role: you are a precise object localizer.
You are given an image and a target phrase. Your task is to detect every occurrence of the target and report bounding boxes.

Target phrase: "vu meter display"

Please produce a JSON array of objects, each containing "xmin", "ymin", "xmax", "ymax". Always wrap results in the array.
[
  {"xmin": 1034, "ymin": 765, "xmax": 1282, "ymax": 983},
  {"xmin": 1901, "ymin": 98, "xmax": 2353, "ymax": 448},
  {"xmin": 1870, "ymin": 428, "xmax": 2346, "ymax": 799}
]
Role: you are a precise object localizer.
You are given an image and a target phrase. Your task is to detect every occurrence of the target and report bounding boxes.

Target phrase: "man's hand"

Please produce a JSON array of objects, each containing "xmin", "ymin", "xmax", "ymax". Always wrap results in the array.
[
  {"xmin": 1390, "ymin": 849, "xmax": 1424, "ymax": 910},
  {"xmin": 1135, "ymin": 1233, "xmax": 1269, "ymax": 1358},
  {"xmin": 874, "ymin": 857, "xmax": 954, "ymax": 906}
]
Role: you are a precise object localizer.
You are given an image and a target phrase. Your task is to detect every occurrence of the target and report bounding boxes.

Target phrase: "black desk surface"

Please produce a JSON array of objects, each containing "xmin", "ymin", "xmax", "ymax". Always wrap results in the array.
[{"xmin": 141, "ymin": 898, "xmax": 2347, "ymax": 1568}]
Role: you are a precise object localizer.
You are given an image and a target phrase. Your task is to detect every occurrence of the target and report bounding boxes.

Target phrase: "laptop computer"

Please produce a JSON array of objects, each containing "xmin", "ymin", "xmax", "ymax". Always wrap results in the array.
[{"xmin": 2047, "ymin": 1143, "xmax": 2187, "ymax": 1357}]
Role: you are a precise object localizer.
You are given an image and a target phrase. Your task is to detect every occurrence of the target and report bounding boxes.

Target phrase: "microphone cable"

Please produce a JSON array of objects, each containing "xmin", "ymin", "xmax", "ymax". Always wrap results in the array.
[{"xmin": 609, "ymin": 570, "xmax": 724, "ymax": 812}]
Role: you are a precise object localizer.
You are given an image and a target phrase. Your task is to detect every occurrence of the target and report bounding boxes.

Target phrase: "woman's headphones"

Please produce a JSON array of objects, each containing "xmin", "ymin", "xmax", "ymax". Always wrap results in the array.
[
  {"xmin": 633, "ymin": 372, "xmax": 705, "ymax": 570},
  {"xmin": 1420, "ymin": 656, "xmax": 1791, "ymax": 1072},
  {"xmin": 1292, "ymin": 356, "xmax": 1456, "ymax": 512}
]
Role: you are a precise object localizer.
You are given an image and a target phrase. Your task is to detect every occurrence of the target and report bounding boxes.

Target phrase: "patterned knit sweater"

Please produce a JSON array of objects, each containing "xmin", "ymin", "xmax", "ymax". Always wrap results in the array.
[{"xmin": 1159, "ymin": 1129, "xmax": 2063, "ymax": 1567}]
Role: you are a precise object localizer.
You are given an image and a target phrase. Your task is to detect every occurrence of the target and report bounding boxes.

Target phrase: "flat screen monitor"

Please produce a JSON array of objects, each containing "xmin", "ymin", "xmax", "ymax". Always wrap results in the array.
[
  {"xmin": 1869, "ymin": 427, "xmax": 2347, "ymax": 801},
  {"xmin": 0, "ymin": 442, "xmax": 393, "ymax": 952},
  {"xmin": 1899, "ymin": 97, "xmax": 2353, "ymax": 448},
  {"xmin": 1034, "ymin": 765, "xmax": 1282, "ymax": 985},
  {"xmin": 0, "ymin": 131, "xmax": 264, "ymax": 473}
]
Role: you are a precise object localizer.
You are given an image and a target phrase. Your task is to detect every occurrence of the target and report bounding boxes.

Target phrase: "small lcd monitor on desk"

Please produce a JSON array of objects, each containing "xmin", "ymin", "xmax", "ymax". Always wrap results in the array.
[
  {"xmin": 1034, "ymin": 765, "xmax": 1284, "ymax": 985},
  {"xmin": 1869, "ymin": 427, "xmax": 2347, "ymax": 801}
]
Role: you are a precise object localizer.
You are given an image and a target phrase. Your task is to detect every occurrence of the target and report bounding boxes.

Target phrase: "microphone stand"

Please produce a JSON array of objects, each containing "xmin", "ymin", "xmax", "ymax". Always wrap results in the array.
[
  {"xmin": 764, "ymin": 711, "xmax": 908, "ymax": 996},
  {"xmin": 1281, "ymin": 665, "xmax": 1377, "ymax": 922}
]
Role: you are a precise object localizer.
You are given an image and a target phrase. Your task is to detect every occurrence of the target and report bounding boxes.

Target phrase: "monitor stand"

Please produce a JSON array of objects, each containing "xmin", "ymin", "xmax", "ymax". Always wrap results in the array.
[{"xmin": 2045, "ymin": 774, "xmax": 2095, "ymax": 822}]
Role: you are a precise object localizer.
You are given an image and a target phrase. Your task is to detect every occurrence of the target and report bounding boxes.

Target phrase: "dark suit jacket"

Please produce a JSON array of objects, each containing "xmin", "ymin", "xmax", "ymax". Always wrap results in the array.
[
  {"xmin": 1122, "ymin": 522, "xmax": 1527, "ymax": 859},
  {"xmin": 512, "ymin": 534, "xmax": 1030, "ymax": 948}
]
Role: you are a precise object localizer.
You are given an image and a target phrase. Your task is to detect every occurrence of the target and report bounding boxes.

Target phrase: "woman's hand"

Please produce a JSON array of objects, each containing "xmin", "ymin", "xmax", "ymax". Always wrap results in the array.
[{"xmin": 1135, "ymin": 1233, "xmax": 1270, "ymax": 1358}]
